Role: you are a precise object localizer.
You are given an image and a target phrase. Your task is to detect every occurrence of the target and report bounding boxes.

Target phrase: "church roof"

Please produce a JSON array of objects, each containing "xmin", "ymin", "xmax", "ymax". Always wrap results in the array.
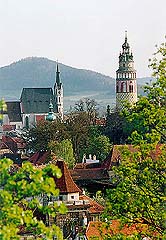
[{"xmin": 20, "ymin": 88, "xmax": 55, "ymax": 114}]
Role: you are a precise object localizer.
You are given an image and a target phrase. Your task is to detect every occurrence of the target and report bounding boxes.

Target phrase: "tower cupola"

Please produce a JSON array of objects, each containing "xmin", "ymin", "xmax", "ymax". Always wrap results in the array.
[{"xmin": 46, "ymin": 100, "xmax": 56, "ymax": 121}]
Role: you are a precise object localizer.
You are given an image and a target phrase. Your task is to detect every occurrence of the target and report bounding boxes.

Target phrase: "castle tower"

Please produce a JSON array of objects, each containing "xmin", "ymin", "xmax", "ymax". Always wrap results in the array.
[
  {"xmin": 116, "ymin": 32, "xmax": 137, "ymax": 110},
  {"xmin": 54, "ymin": 63, "xmax": 64, "ymax": 120}
]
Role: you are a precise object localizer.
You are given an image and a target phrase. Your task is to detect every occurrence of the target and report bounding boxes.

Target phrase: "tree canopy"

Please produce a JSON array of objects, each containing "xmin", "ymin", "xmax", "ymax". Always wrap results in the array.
[
  {"xmin": 103, "ymin": 41, "xmax": 166, "ymax": 239},
  {"xmin": 0, "ymin": 158, "xmax": 66, "ymax": 239}
]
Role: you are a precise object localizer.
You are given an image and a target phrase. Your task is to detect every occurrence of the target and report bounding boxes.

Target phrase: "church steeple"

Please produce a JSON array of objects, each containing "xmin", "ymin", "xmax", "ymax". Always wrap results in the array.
[
  {"xmin": 116, "ymin": 32, "xmax": 137, "ymax": 110},
  {"xmin": 55, "ymin": 63, "xmax": 61, "ymax": 87},
  {"xmin": 54, "ymin": 62, "xmax": 64, "ymax": 120}
]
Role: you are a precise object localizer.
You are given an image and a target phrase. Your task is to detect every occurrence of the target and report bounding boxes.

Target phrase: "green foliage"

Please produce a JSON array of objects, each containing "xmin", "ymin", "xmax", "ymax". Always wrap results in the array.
[
  {"xmin": 0, "ymin": 158, "xmax": 66, "ymax": 239},
  {"xmin": 104, "ymin": 41, "xmax": 166, "ymax": 239},
  {"xmin": 104, "ymin": 144, "xmax": 166, "ymax": 237},
  {"xmin": 86, "ymin": 134, "xmax": 111, "ymax": 161},
  {"xmin": 27, "ymin": 119, "xmax": 69, "ymax": 152},
  {"xmin": 66, "ymin": 112, "xmax": 91, "ymax": 160},
  {"xmin": 48, "ymin": 139, "xmax": 76, "ymax": 169},
  {"xmin": 0, "ymin": 99, "xmax": 7, "ymax": 120},
  {"xmin": 105, "ymin": 108, "xmax": 128, "ymax": 144},
  {"xmin": 123, "ymin": 40, "xmax": 166, "ymax": 143}
]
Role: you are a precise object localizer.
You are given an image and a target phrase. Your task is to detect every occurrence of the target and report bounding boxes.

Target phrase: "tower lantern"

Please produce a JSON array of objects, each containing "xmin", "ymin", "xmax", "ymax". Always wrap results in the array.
[{"xmin": 116, "ymin": 32, "xmax": 137, "ymax": 110}]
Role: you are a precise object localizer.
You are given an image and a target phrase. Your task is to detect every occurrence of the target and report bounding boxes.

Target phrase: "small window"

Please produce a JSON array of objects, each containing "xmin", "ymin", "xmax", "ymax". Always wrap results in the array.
[{"xmin": 71, "ymin": 196, "xmax": 74, "ymax": 199}]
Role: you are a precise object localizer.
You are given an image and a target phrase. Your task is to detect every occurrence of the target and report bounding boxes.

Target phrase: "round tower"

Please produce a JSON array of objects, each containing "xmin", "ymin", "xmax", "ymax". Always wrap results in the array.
[{"xmin": 116, "ymin": 32, "xmax": 137, "ymax": 110}]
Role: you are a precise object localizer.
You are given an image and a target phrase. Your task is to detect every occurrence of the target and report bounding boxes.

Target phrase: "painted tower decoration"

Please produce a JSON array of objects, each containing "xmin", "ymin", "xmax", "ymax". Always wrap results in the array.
[
  {"xmin": 116, "ymin": 32, "xmax": 137, "ymax": 110},
  {"xmin": 54, "ymin": 63, "xmax": 64, "ymax": 120}
]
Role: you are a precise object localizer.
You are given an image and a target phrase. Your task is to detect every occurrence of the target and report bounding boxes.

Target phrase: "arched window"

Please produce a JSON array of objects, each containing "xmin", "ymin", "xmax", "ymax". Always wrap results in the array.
[
  {"xmin": 25, "ymin": 116, "xmax": 29, "ymax": 129},
  {"xmin": 129, "ymin": 85, "xmax": 133, "ymax": 93}
]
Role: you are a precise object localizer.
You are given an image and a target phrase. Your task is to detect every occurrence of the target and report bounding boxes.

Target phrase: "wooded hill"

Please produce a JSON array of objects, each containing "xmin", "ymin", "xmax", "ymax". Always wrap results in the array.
[{"xmin": 0, "ymin": 57, "xmax": 152, "ymax": 108}]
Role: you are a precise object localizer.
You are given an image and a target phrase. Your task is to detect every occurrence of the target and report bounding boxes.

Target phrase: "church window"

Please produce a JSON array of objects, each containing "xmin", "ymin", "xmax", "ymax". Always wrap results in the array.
[
  {"xmin": 123, "ymin": 63, "xmax": 125, "ymax": 67},
  {"xmin": 59, "ymin": 97, "xmax": 60, "ymax": 102}
]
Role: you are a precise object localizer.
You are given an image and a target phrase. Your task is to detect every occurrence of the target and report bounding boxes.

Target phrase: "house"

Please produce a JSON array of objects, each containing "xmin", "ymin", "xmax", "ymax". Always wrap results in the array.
[
  {"xmin": 2, "ymin": 101, "xmax": 22, "ymax": 130},
  {"xmin": 29, "ymin": 151, "xmax": 104, "ymax": 239},
  {"xmin": 2, "ymin": 135, "xmax": 26, "ymax": 155}
]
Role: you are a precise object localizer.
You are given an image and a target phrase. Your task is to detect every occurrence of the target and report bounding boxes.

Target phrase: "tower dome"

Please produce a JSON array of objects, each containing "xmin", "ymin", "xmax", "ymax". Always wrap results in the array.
[
  {"xmin": 46, "ymin": 100, "xmax": 56, "ymax": 121},
  {"xmin": 116, "ymin": 32, "xmax": 137, "ymax": 110}
]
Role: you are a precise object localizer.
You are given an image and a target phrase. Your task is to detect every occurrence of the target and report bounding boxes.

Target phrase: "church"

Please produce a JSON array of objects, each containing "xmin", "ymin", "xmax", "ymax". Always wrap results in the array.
[{"xmin": 2, "ymin": 63, "xmax": 63, "ymax": 129}]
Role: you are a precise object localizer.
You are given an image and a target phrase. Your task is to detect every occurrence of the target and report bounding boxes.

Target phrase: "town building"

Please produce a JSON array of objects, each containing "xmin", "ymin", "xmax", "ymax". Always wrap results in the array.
[
  {"xmin": 29, "ymin": 152, "xmax": 104, "ymax": 239},
  {"xmin": 116, "ymin": 32, "xmax": 137, "ymax": 110}
]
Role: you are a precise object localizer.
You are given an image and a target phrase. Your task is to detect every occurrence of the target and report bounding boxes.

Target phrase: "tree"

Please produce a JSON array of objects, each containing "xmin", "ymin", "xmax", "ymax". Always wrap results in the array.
[
  {"xmin": 105, "ymin": 105, "xmax": 129, "ymax": 144},
  {"xmin": 123, "ymin": 40, "xmax": 166, "ymax": 144},
  {"xmin": 104, "ymin": 144, "xmax": 166, "ymax": 237},
  {"xmin": 27, "ymin": 119, "xmax": 69, "ymax": 152},
  {"xmin": 74, "ymin": 98, "xmax": 98, "ymax": 122},
  {"xmin": 0, "ymin": 158, "xmax": 66, "ymax": 239},
  {"xmin": 66, "ymin": 112, "xmax": 91, "ymax": 160},
  {"xmin": 86, "ymin": 134, "xmax": 111, "ymax": 161},
  {"xmin": 103, "ymin": 41, "xmax": 166, "ymax": 239},
  {"xmin": 0, "ymin": 99, "xmax": 6, "ymax": 123},
  {"xmin": 48, "ymin": 139, "xmax": 76, "ymax": 169}
]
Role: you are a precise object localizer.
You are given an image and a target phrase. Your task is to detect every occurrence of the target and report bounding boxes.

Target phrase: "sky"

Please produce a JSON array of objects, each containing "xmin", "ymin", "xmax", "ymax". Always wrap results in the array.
[{"xmin": 0, "ymin": 0, "xmax": 165, "ymax": 78}]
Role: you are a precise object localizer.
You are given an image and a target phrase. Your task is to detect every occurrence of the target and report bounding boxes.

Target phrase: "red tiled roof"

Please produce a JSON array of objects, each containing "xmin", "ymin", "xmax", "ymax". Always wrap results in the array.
[
  {"xmin": 55, "ymin": 160, "xmax": 82, "ymax": 194},
  {"xmin": 79, "ymin": 195, "xmax": 104, "ymax": 214},
  {"xmin": 0, "ymin": 141, "xmax": 12, "ymax": 151},
  {"xmin": 86, "ymin": 221, "xmax": 149, "ymax": 239},
  {"xmin": 2, "ymin": 125, "xmax": 16, "ymax": 131},
  {"xmin": 70, "ymin": 168, "xmax": 109, "ymax": 181},
  {"xmin": 29, "ymin": 151, "xmax": 49, "ymax": 165}
]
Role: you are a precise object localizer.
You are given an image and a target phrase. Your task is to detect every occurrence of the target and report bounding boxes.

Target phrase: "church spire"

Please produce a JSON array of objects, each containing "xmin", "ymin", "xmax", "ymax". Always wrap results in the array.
[
  {"xmin": 125, "ymin": 30, "xmax": 127, "ymax": 42},
  {"xmin": 55, "ymin": 62, "xmax": 61, "ymax": 87},
  {"xmin": 53, "ymin": 61, "xmax": 64, "ymax": 120}
]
